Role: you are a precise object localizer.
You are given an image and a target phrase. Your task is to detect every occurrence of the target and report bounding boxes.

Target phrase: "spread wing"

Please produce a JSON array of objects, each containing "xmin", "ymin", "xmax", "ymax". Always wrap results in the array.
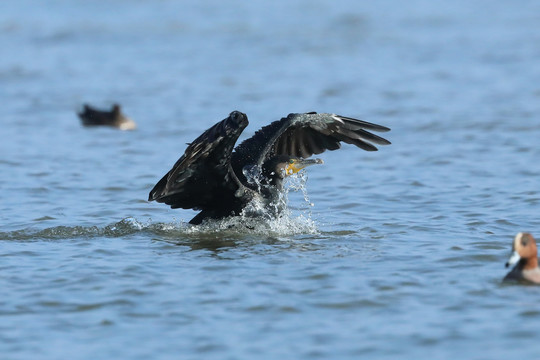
[
  {"xmin": 232, "ymin": 112, "xmax": 391, "ymax": 170},
  {"xmin": 148, "ymin": 111, "xmax": 251, "ymax": 210}
]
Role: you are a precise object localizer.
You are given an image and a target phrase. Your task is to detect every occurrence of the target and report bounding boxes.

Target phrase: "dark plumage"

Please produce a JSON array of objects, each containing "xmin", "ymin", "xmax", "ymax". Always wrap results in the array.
[
  {"xmin": 149, "ymin": 111, "xmax": 390, "ymax": 224},
  {"xmin": 78, "ymin": 104, "xmax": 136, "ymax": 130}
]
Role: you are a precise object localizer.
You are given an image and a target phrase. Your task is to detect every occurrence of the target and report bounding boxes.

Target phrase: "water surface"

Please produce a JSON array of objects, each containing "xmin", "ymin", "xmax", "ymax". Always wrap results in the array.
[{"xmin": 2, "ymin": 1, "xmax": 540, "ymax": 359}]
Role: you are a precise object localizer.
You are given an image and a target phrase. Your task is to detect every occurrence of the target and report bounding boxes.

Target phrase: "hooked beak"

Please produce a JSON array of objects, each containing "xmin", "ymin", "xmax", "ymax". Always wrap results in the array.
[
  {"xmin": 505, "ymin": 250, "xmax": 521, "ymax": 268},
  {"xmin": 285, "ymin": 158, "xmax": 323, "ymax": 175}
]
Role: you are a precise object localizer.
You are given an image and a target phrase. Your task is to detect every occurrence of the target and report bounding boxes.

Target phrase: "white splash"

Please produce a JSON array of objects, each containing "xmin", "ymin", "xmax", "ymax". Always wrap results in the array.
[{"xmin": 185, "ymin": 170, "xmax": 318, "ymax": 236}]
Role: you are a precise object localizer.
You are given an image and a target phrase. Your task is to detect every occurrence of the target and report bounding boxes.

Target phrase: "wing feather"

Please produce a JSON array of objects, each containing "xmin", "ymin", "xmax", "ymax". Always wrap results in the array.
[
  {"xmin": 297, "ymin": 131, "xmax": 311, "ymax": 158},
  {"xmin": 149, "ymin": 111, "xmax": 251, "ymax": 210},
  {"xmin": 232, "ymin": 112, "xmax": 390, "ymax": 173}
]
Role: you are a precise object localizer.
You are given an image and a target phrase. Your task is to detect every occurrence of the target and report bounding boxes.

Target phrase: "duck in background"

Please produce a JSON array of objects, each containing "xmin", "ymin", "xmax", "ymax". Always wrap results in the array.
[
  {"xmin": 504, "ymin": 232, "xmax": 540, "ymax": 284},
  {"xmin": 78, "ymin": 104, "xmax": 136, "ymax": 130}
]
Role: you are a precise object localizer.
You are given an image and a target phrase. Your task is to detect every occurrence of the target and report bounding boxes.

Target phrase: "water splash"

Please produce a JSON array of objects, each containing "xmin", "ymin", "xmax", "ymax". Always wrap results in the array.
[
  {"xmin": 181, "ymin": 172, "xmax": 317, "ymax": 236},
  {"xmin": 186, "ymin": 210, "xmax": 318, "ymax": 236},
  {"xmin": 0, "ymin": 171, "xmax": 319, "ymax": 241},
  {"xmin": 231, "ymin": 166, "xmax": 318, "ymax": 234},
  {"xmin": 242, "ymin": 164, "xmax": 263, "ymax": 190},
  {"xmin": 284, "ymin": 169, "xmax": 315, "ymax": 212},
  {"xmin": 0, "ymin": 213, "xmax": 318, "ymax": 241}
]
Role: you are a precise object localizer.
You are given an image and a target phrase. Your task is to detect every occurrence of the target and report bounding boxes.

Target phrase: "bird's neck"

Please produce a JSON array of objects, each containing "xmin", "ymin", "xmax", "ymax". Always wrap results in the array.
[{"xmin": 524, "ymin": 256, "xmax": 539, "ymax": 271}]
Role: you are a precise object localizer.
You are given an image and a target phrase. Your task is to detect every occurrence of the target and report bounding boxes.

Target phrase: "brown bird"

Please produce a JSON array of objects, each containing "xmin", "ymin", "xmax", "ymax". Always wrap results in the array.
[{"xmin": 505, "ymin": 232, "xmax": 540, "ymax": 284}]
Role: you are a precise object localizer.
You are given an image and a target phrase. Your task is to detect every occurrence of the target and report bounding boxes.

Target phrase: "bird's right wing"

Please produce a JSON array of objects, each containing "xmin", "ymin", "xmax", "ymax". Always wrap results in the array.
[{"xmin": 148, "ymin": 111, "xmax": 250, "ymax": 210}]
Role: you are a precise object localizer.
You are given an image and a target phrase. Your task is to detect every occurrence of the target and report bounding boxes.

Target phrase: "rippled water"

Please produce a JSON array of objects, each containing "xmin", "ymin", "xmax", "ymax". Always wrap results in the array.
[{"xmin": 2, "ymin": 0, "xmax": 540, "ymax": 359}]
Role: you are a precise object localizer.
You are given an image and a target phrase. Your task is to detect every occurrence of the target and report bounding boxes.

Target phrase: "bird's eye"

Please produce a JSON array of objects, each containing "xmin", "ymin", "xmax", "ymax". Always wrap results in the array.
[{"xmin": 289, "ymin": 159, "xmax": 294, "ymax": 164}]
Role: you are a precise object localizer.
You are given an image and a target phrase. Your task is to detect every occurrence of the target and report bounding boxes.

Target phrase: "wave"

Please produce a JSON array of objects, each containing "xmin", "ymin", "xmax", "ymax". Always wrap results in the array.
[
  {"xmin": 0, "ymin": 214, "xmax": 318, "ymax": 241},
  {"xmin": 0, "ymin": 217, "xmax": 146, "ymax": 241},
  {"xmin": 1, "ymin": 173, "xmax": 319, "ymax": 241}
]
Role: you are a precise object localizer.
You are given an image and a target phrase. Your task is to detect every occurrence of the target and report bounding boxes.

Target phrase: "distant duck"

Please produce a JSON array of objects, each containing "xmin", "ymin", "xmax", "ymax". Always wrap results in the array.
[
  {"xmin": 504, "ymin": 232, "xmax": 540, "ymax": 284},
  {"xmin": 78, "ymin": 104, "xmax": 136, "ymax": 130}
]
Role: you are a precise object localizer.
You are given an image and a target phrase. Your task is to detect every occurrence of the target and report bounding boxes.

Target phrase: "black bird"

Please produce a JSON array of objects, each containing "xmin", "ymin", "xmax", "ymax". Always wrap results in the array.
[
  {"xmin": 78, "ymin": 104, "xmax": 136, "ymax": 130},
  {"xmin": 148, "ymin": 111, "xmax": 390, "ymax": 225}
]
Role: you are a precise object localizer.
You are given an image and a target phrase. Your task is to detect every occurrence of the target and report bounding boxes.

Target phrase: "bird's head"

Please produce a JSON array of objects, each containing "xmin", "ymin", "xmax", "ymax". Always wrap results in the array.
[
  {"xmin": 263, "ymin": 155, "xmax": 323, "ymax": 181},
  {"xmin": 111, "ymin": 104, "xmax": 137, "ymax": 130},
  {"xmin": 506, "ymin": 232, "xmax": 538, "ymax": 269}
]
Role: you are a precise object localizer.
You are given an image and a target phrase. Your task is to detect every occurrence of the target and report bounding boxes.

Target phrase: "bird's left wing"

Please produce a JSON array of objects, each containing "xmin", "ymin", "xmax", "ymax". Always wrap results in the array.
[{"xmin": 232, "ymin": 112, "xmax": 391, "ymax": 168}]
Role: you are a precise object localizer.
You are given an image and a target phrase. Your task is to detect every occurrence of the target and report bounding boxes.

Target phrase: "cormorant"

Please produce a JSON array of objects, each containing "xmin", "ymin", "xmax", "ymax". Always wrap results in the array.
[
  {"xmin": 78, "ymin": 104, "xmax": 136, "ymax": 130},
  {"xmin": 148, "ymin": 111, "xmax": 390, "ymax": 224}
]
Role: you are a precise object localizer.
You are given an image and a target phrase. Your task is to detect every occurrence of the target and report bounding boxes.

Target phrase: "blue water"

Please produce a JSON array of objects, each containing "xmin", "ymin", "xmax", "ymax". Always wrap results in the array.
[{"xmin": 2, "ymin": 1, "xmax": 540, "ymax": 359}]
